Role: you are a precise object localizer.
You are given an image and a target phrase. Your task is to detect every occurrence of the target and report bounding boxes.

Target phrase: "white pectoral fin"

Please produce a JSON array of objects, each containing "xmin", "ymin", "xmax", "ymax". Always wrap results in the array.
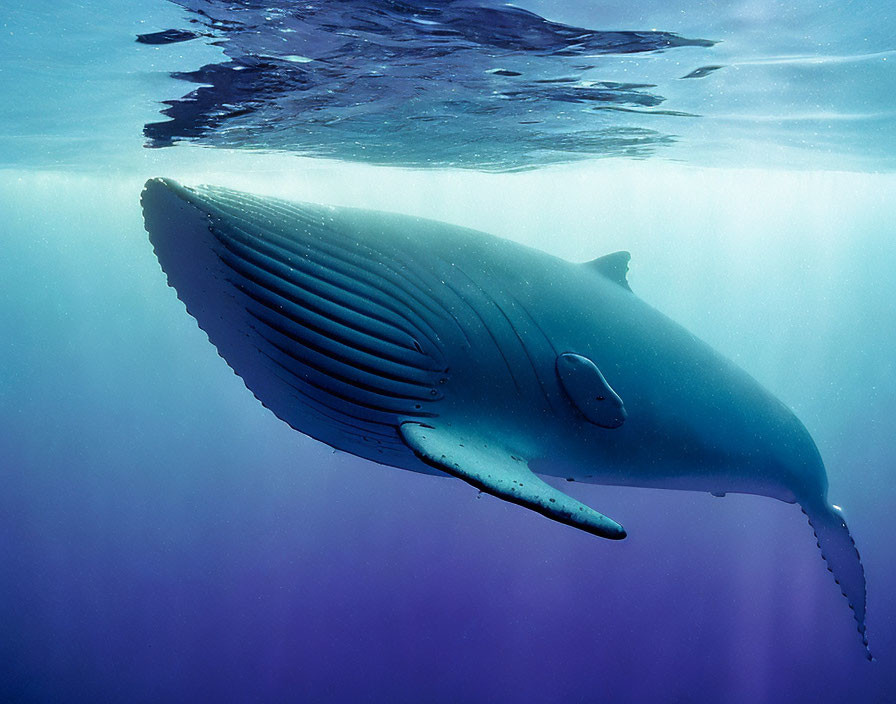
[{"xmin": 399, "ymin": 422, "xmax": 626, "ymax": 539}]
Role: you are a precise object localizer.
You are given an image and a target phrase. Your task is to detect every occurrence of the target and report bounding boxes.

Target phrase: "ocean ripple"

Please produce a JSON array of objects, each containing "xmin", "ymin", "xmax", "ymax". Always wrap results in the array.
[{"xmin": 143, "ymin": 0, "xmax": 715, "ymax": 170}]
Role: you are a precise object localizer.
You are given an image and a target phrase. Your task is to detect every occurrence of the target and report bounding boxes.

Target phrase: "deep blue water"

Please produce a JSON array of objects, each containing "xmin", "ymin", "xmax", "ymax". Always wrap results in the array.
[{"xmin": 1, "ymin": 1, "xmax": 895, "ymax": 702}]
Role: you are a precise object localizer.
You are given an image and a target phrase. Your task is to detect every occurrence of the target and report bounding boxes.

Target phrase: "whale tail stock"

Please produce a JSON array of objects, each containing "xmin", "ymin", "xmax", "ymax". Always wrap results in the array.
[{"xmin": 800, "ymin": 497, "xmax": 871, "ymax": 660}]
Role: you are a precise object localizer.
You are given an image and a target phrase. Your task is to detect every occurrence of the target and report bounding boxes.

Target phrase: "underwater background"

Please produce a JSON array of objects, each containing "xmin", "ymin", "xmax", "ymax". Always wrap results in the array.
[{"xmin": 1, "ymin": 1, "xmax": 895, "ymax": 702}]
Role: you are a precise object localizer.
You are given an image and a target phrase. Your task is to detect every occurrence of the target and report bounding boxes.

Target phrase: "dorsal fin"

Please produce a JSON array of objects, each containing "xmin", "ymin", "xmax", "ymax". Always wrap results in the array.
[{"xmin": 585, "ymin": 251, "xmax": 631, "ymax": 291}]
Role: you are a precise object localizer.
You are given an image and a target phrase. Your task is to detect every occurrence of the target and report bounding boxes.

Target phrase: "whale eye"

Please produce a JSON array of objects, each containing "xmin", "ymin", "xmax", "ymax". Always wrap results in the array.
[{"xmin": 556, "ymin": 352, "xmax": 627, "ymax": 429}]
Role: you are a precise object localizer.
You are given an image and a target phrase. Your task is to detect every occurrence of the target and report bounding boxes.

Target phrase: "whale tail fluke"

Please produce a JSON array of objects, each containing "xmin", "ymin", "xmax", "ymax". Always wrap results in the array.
[{"xmin": 801, "ymin": 500, "xmax": 871, "ymax": 660}]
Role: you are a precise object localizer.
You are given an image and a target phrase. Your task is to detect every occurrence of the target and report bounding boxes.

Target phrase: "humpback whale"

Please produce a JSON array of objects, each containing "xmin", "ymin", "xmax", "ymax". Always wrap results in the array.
[{"xmin": 141, "ymin": 178, "xmax": 869, "ymax": 656}]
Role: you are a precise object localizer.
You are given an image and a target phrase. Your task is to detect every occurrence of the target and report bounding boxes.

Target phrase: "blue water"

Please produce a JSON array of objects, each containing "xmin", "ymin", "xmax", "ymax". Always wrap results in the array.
[{"xmin": 1, "ymin": 1, "xmax": 895, "ymax": 702}]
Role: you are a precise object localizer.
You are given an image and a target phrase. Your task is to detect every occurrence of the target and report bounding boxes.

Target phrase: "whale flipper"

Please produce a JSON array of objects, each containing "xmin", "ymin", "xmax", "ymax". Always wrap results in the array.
[{"xmin": 400, "ymin": 422, "xmax": 626, "ymax": 539}]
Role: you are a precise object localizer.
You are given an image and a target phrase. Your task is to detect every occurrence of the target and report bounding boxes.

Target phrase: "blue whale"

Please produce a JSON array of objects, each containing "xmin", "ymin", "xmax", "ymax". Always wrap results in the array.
[{"xmin": 142, "ymin": 178, "xmax": 869, "ymax": 656}]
